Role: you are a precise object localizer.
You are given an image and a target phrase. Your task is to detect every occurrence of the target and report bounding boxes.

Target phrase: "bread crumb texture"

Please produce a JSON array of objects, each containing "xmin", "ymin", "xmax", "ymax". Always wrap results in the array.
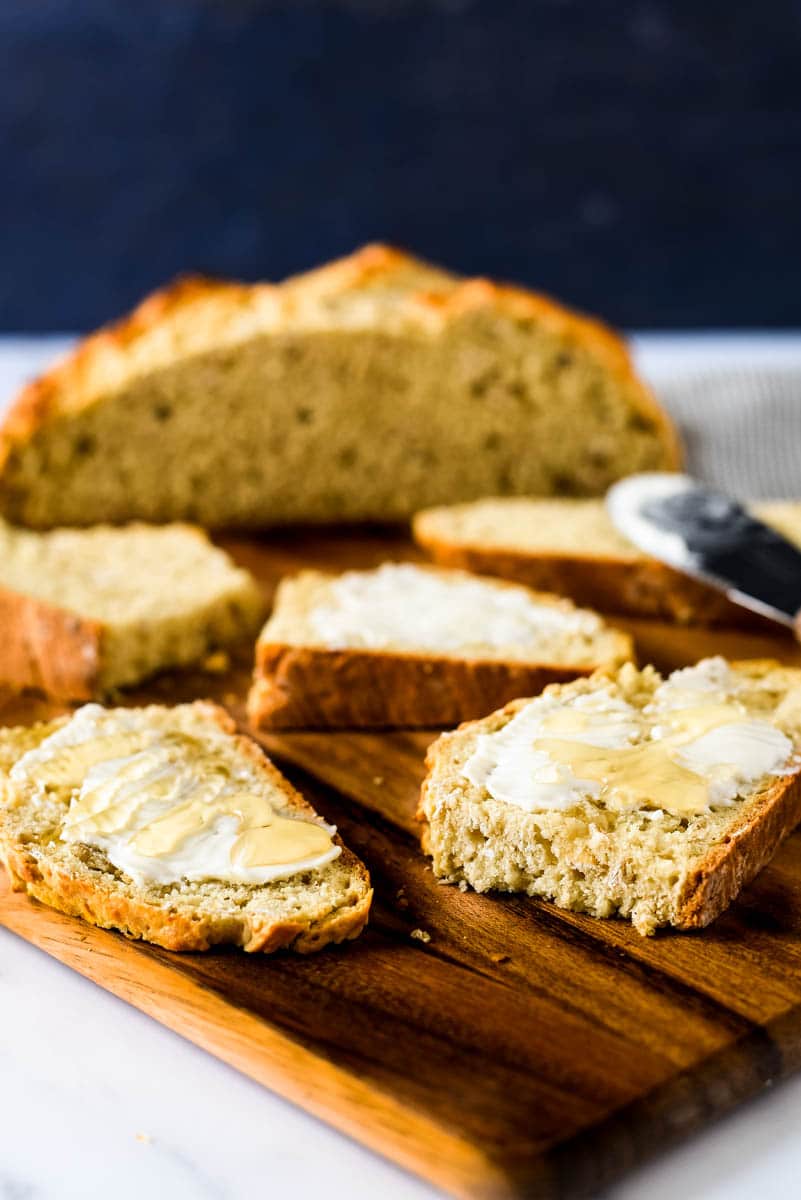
[
  {"xmin": 0, "ymin": 245, "xmax": 678, "ymax": 528},
  {"xmin": 0, "ymin": 702, "xmax": 372, "ymax": 953},
  {"xmin": 420, "ymin": 660, "xmax": 801, "ymax": 935}
]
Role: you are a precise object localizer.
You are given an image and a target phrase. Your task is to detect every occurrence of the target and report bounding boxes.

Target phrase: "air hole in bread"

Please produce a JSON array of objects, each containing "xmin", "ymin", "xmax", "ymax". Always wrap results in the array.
[{"xmin": 73, "ymin": 434, "xmax": 96, "ymax": 457}]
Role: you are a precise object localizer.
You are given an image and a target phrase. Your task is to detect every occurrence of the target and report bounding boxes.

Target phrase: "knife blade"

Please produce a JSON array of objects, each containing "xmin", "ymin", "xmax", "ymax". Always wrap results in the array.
[{"xmin": 605, "ymin": 473, "xmax": 801, "ymax": 630}]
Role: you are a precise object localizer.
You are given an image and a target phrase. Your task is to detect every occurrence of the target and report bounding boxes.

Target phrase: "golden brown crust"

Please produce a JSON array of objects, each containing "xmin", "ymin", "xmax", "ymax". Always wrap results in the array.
[
  {"xmin": 676, "ymin": 770, "xmax": 801, "ymax": 929},
  {"xmin": 0, "ymin": 243, "xmax": 679, "ymax": 479},
  {"xmin": 0, "ymin": 586, "xmax": 102, "ymax": 699},
  {"xmin": 1, "ymin": 838, "xmax": 372, "ymax": 954},
  {"xmin": 414, "ymin": 534, "xmax": 764, "ymax": 628},
  {"xmin": 247, "ymin": 643, "xmax": 632, "ymax": 730},
  {"xmin": 0, "ymin": 701, "xmax": 373, "ymax": 954}
]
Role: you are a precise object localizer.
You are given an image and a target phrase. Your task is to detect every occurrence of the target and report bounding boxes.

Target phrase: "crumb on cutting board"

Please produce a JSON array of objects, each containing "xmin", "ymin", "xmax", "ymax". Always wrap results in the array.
[{"xmin": 202, "ymin": 650, "xmax": 230, "ymax": 673}]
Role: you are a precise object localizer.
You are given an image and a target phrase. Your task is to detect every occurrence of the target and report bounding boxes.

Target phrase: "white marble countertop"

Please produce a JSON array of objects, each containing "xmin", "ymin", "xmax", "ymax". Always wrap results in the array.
[{"xmin": 2, "ymin": 335, "xmax": 801, "ymax": 1200}]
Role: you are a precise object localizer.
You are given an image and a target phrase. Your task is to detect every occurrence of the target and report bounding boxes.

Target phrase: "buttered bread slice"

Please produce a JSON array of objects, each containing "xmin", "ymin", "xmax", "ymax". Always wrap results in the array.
[
  {"xmin": 420, "ymin": 658, "xmax": 801, "ymax": 934},
  {"xmin": 248, "ymin": 562, "xmax": 633, "ymax": 729},
  {"xmin": 0, "ymin": 702, "xmax": 371, "ymax": 952},
  {"xmin": 0, "ymin": 520, "xmax": 264, "ymax": 699},
  {"xmin": 414, "ymin": 496, "xmax": 801, "ymax": 625}
]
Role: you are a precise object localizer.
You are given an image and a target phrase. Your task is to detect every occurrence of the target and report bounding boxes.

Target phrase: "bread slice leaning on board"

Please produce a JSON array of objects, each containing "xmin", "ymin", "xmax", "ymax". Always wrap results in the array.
[
  {"xmin": 419, "ymin": 658, "xmax": 801, "ymax": 934},
  {"xmin": 247, "ymin": 562, "xmax": 633, "ymax": 730},
  {"xmin": 0, "ymin": 702, "xmax": 372, "ymax": 953},
  {"xmin": 0, "ymin": 520, "xmax": 264, "ymax": 699},
  {"xmin": 414, "ymin": 497, "xmax": 801, "ymax": 626},
  {"xmin": 0, "ymin": 244, "xmax": 679, "ymax": 529}
]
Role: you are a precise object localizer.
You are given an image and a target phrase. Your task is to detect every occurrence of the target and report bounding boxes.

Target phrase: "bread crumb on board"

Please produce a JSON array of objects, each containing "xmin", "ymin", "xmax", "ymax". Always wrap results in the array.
[
  {"xmin": 411, "ymin": 928, "xmax": 431, "ymax": 944},
  {"xmin": 202, "ymin": 650, "xmax": 230, "ymax": 674}
]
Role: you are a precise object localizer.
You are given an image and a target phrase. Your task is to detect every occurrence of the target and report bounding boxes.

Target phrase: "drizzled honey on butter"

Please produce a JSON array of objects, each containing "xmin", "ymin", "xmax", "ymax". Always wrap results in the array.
[
  {"xmin": 463, "ymin": 660, "xmax": 796, "ymax": 818},
  {"xmin": 11, "ymin": 705, "xmax": 340, "ymax": 887}
]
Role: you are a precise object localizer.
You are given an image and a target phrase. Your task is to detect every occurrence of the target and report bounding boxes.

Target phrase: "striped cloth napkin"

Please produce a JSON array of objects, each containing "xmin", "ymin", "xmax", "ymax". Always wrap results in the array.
[{"xmin": 652, "ymin": 367, "xmax": 801, "ymax": 499}]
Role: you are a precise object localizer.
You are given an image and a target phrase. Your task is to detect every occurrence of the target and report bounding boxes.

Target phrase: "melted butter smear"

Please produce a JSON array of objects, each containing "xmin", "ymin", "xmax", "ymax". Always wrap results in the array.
[
  {"xmin": 40, "ymin": 727, "xmax": 334, "ymax": 869},
  {"xmin": 25, "ymin": 732, "xmax": 148, "ymax": 786},
  {"xmin": 131, "ymin": 792, "xmax": 333, "ymax": 867},
  {"xmin": 534, "ymin": 701, "xmax": 752, "ymax": 816}
]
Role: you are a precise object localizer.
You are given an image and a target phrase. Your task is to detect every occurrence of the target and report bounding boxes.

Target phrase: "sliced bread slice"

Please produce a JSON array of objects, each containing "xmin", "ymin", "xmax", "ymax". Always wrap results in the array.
[
  {"xmin": 419, "ymin": 657, "xmax": 801, "ymax": 934},
  {"xmin": 0, "ymin": 520, "xmax": 264, "ymax": 699},
  {"xmin": 0, "ymin": 701, "xmax": 372, "ymax": 952},
  {"xmin": 414, "ymin": 496, "xmax": 801, "ymax": 625},
  {"xmin": 247, "ymin": 562, "xmax": 633, "ymax": 730},
  {"xmin": 0, "ymin": 244, "xmax": 678, "ymax": 529}
]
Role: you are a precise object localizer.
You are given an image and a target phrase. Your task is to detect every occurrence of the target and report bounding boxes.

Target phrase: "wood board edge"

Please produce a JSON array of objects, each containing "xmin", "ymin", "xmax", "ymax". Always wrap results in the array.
[{"xmin": 0, "ymin": 874, "xmax": 518, "ymax": 1200}]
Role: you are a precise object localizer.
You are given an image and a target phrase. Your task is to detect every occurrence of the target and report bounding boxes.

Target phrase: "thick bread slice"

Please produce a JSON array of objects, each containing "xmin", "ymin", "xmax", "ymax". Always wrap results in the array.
[
  {"xmin": 0, "ymin": 520, "xmax": 264, "ymax": 698},
  {"xmin": 414, "ymin": 497, "xmax": 801, "ymax": 626},
  {"xmin": 419, "ymin": 659, "xmax": 801, "ymax": 934},
  {"xmin": 0, "ymin": 702, "xmax": 372, "ymax": 952},
  {"xmin": 248, "ymin": 563, "xmax": 633, "ymax": 729},
  {"xmin": 0, "ymin": 244, "xmax": 678, "ymax": 529}
]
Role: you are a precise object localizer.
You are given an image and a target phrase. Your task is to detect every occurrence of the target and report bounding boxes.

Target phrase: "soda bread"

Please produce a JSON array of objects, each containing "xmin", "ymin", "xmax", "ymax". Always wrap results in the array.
[
  {"xmin": 0, "ymin": 520, "xmax": 264, "ymax": 699},
  {"xmin": 414, "ymin": 497, "xmax": 801, "ymax": 625},
  {"xmin": 0, "ymin": 244, "xmax": 679, "ymax": 529},
  {"xmin": 248, "ymin": 563, "xmax": 633, "ymax": 729},
  {"xmin": 419, "ymin": 658, "xmax": 801, "ymax": 934},
  {"xmin": 0, "ymin": 701, "xmax": 372, "ymax": 952}
]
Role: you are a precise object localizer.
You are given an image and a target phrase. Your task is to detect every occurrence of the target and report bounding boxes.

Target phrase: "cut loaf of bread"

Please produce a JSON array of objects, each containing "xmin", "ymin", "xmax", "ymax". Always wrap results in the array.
[
  {"xmin": 0, "ymin": 701, "xmax": 372, "ymax": 952},
  {"xmin": 0, "ymin": 520, "xmax": 264, "ymax": 699},
  {"xmin": 414, "ymin": 497, "xmax": 801, "ymax": 626},
  {"xmin": 420, "ymin": 658, "xmax": 801, "ymax": 934},
  {"xmin": 0, "ymin": 244, "xmax": 679, "ymax": 529},
  {"xmin": 247, "ymin": 562, "xmax": 633, "ymax": 729}
]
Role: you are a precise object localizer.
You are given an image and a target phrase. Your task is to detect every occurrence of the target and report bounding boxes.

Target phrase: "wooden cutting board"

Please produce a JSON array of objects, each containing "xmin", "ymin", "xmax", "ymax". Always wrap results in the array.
[{"xmin": 3, "ymin": 528, "xmax": 801, "ymax": 1200}]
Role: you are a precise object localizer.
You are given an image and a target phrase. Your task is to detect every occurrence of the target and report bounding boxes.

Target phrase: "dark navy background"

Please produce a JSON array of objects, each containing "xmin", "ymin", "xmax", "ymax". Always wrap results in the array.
[{"xmin": 2, "ymin": 0, "xmax": 800, "ymax": 331}]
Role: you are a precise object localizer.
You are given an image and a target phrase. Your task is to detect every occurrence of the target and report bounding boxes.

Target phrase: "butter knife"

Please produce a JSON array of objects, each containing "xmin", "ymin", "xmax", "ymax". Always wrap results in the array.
[{"xmin": 606, "ymin": 473, "xmax": 801, "ymax": 634}]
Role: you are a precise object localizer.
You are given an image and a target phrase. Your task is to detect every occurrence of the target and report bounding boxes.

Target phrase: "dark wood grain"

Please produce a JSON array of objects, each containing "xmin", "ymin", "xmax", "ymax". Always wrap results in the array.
[{"xmin": 3, "ymin": 530, "xmax": 801, "ymax": 1200}]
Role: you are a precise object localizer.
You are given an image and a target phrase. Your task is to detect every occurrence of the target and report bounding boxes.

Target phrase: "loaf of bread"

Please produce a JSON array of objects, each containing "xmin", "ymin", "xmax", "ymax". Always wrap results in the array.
[
  {"xmin": 0, "ymin": 245, "xmax": 679, "ymax": 529},
  {"xmin": 420, "ymin": 657, "xmax": 801, "ymax": 934},
  {"xmin": 0, "ymin": 520, "xmax": 264, "ymax": 698},
  {"xmin": 0, "ymin": 701, "xmax": 372, "ymax": 952},
  {"xmin": 247, "ymin": 562, "xmax": 633, "ymax": 729},
  {"xmin": 414, "ymin": 497, "xmax": 801, "ymax": 625}
]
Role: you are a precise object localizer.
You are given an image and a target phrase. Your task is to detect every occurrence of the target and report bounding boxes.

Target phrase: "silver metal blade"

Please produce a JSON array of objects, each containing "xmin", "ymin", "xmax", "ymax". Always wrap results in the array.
[{"xmin": 606, "ymin": 474, "xmax": 801, "ymax": 628}]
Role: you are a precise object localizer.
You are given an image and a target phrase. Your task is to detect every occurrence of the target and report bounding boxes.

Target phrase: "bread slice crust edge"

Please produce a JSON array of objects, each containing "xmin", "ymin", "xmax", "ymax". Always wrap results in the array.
[
  {"xmin": 0, "ymin": 587, "xmax": 103, "ymax": 699},
  {"xmin": 413, "ymin": 523, "xmax": 759, "ymax": 627},
  {"xmin": 247, "ymin": 641, "xmax": 633, "ymax": 730}
]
